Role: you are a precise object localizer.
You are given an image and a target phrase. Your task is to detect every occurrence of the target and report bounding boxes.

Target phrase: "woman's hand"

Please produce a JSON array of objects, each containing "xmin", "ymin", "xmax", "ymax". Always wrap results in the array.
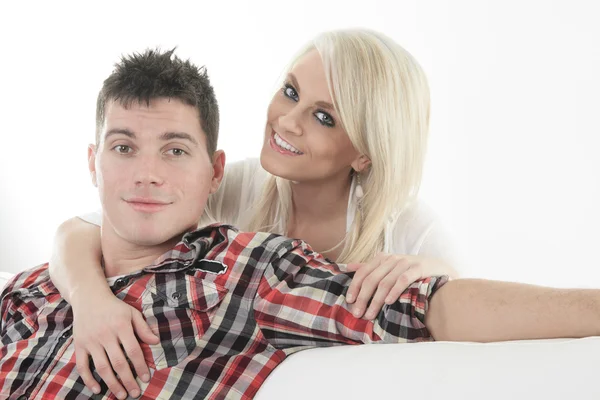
[
  {"xmin": 345, "ymin": 253, "xmax": 456, "ymax": 320},
  {"xmin": 71, "ymin": 288, "xmax": 160, "ymax": 399}
]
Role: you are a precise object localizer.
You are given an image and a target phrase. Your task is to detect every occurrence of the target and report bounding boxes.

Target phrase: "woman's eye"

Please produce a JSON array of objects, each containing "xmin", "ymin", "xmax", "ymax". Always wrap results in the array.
[
  {"xmin": 283, "ymin": 84, "xmax": 299, "ymax": 101},
  {"xmin": 166, "ymin": 148, "xmax": 187, "ymax": 156},
  {"xmin": 113, "ymin": 145, "xmax": 132, "ymax": 154},
  {"xmin": 315, "ymin": 111, "xmax": 335, "ymax": 127}
]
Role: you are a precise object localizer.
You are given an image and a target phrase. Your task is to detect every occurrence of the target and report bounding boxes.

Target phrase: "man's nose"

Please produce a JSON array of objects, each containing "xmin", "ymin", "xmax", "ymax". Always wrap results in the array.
[{"xmin": 134, "ymin": 155, "xmax": 165, "ymax": 186}]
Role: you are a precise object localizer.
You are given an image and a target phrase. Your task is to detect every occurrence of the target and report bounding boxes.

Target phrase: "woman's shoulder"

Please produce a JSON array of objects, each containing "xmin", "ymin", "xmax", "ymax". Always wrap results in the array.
[
  {"xmin": 225, "ymin": 157, "xmax": 265, "ymax": 179},
  {"xmin": 223, "ymin": 157, "xmax": 268, "ymax": 196},
  {"xmin": 389, "ymin": 200, "xmax": 463, "ymax": 270},
  {"xmin": 204, "ymin": 157, "xmax": 268, "ymax": 226},
  {"xmin": 393, "ymin": 200, "xmax": 438, "ymax": 232},
  {"xmin": 388, "ymin": 200, "xmax": 449, "ymax": 255}
]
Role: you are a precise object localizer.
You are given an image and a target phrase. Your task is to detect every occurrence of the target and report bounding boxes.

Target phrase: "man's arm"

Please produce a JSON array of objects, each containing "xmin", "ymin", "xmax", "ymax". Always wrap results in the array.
[
  {"xmin": 255, "ymin": 240, "xmax": 446, "ymax": 347},
  {"xmin": 257, "ymin": 239, "xmax": 599, "ymax": 347},
  {"xmin": 426, "ymin": 279, "xmax": 600, "ymax": 342}
]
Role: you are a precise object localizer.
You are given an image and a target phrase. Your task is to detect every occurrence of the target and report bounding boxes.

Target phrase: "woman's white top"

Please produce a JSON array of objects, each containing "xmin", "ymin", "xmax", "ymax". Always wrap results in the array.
[{"xmin": 80, "ymin": 158, "xmax": 461, "ymax": 269}]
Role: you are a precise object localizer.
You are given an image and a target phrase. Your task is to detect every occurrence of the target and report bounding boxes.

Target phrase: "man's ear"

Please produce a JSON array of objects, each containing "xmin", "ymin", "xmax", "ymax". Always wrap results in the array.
[
  {"xmin": 209, "ymin": 150, "xmax": 226, "ymax": 194},
  {"xmin": 88, "ymin": 144, "xmax": 98, "ymax": 187},
  {"xmin": 350, "ymin": 154, "xmax": 371, "ymax": 173}
]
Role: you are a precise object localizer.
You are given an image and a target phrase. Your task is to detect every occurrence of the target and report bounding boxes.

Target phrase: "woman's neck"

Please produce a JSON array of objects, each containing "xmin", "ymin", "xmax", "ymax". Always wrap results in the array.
[{"xmin": 289, "ymin": 171, "xmax": 352, "ymax": 224}]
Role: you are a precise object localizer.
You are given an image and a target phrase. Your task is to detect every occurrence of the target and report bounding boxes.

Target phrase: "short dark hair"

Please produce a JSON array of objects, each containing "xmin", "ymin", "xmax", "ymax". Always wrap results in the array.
[{"xmin": 95, "ymin": 48, "xmax": 219, "ymax": 154}]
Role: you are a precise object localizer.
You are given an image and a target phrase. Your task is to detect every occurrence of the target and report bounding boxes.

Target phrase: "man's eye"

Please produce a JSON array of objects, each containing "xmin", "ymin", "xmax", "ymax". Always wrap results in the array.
[
  {"xmin": 282, "ymin": 84, "xmax": 299, "ymax": 101},
  {"xmin": 113, "ymin": 145, "xmax": 132, "ymax": 154},
  {"xmin": 315, "ymin": 111, "xmax": 335, "ymax": 127},
  {"xmin": 166, "ymin": 148, "xmax": 187, "ymax": 156}
]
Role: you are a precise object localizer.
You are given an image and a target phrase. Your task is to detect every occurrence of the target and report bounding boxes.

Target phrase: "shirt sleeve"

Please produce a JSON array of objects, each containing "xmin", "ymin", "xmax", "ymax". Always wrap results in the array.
[
  {"xmin": 0, "ymin": 265, "xmax": 49, "ymax": 335},
  {"xmin": 0, "ymin": 273, "xmax": 19, "ymax": 333},
  {"xmin": 254, "ymin": 240, "xmax": 448, "ymax": 350}
]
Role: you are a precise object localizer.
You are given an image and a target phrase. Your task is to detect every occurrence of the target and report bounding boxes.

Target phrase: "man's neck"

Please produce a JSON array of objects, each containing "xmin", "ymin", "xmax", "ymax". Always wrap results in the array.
[{"xmin": 101, "ymin": 227, "xmax": 183, "ymax": 278}]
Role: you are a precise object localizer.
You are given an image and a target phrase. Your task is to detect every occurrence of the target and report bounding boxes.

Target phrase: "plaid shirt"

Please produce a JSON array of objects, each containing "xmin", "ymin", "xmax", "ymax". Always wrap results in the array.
[{"xmin": 1, "ymin": 224, "xmax": 448, "ymax": 400}]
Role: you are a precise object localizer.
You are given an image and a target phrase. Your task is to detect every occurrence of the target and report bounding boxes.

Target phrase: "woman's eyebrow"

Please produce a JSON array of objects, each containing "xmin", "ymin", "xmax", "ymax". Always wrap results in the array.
[
  {"xmin": 287, "ymin": 73, "xmax": 301, "ymax": 94},
  {"xmin": 315, "ymin": 101, "xmax": 335, "ymax": 111},
  {"xmin": 288, "ymin": 73, "xmax": 335, "ymax": 111}
]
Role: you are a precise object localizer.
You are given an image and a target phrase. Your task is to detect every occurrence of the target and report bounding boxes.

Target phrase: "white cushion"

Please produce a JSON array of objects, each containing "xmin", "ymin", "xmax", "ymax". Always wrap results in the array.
[{"xmin": 256, "ymin": 337, "xmax": 600, "ymax": 399}]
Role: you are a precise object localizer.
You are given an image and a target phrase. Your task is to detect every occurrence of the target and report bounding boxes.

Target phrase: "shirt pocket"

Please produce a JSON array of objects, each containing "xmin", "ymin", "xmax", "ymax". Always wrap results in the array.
[
  {"xmin": 140, "ymin": 273, "xmax": 228, "ymax": 371},
  {"xmin": 1, "ymin": 279, "xmax": 60, "ymax": 343}
]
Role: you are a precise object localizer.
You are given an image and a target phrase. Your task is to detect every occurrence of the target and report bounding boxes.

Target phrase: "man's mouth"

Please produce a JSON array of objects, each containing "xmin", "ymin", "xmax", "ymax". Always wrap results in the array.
[{"xmin": 124, "ymin": 197, "xmax": 172, "ymax": 213}]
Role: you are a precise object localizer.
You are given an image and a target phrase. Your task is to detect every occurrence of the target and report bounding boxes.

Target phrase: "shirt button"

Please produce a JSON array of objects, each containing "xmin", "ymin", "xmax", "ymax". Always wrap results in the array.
[
  {"xmin": 303, "ymin": 249, "xmax": 312, "ymax": 256},
  {"xmin": 60, "ymin": 330, "xmax": 71, "ymax": 340},
  {"xmin": 171, "ymin": 292, "xmax": 181, "ymax": 300},
  {"xmin": 17, "ymin": 395, "xmax": 28, "ymax": 400},
  {"xmin": 114, "ymin": 278, "xmax": 129, "ymax": 289}
]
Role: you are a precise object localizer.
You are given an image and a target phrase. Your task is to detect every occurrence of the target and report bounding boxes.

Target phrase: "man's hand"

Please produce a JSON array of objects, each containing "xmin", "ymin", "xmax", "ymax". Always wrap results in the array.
[
  {"xmin": 72, "ymin": 289, "xmax": 159, "ymax": 399},
  {"xmin": 345, "ymin": 253, "xmax": 455, "ymax": 319}
]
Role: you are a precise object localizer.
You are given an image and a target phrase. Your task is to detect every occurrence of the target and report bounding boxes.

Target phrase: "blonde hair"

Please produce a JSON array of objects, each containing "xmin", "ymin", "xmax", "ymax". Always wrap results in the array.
[{"xmin": 248, "ymin": 29, "xmax": 431, "ymax": 263}]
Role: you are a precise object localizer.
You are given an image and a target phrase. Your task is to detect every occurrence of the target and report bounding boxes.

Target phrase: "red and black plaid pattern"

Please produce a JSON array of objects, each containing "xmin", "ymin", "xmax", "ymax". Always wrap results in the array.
[{"xmin": 0, "ymin": 224, "xmax": 447, "ymax": 399}]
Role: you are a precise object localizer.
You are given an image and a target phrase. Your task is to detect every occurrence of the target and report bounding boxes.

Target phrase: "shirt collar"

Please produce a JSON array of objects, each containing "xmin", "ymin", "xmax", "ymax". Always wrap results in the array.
[{"xmin": 138, "ymin": 223, "xmax": 236, "ymax": 274}]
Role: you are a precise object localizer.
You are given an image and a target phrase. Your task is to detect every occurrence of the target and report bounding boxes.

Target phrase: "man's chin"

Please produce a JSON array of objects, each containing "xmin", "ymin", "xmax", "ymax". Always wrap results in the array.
[
  {"xmin": 114, "ymin": 223, "xmax": 183, "ymax": 246},
  {"xmin": 109, "ymin": 213, "xmax": 200, "ymax": 248},
  {"xmin": 131, "ymin": 224, "xmax": 197, "ymax": 246},
  {"xmin": 130, "ymin": 228, "xmax": 189, "ymax": 246}
]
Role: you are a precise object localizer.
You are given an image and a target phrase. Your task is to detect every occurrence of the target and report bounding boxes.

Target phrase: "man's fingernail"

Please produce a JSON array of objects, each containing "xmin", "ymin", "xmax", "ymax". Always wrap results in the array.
[
  {"xmin": 142, "ymin": 374, "xmax": 150, "ymax": 382},
  {"xmin": 352, "ymin": 308, "xmax": 362, "ymax": 317},
  {"xmin": 92, "ymin": 386, "xmax": 100, "ymax": 394},
  {"xmin": 131, "ymin": 389, "xmax": 140, "ymax": 398},
  {"xmin": 385, "ymin": 297, "xmax": 393, "ymax": 304},
  {"xmin": 117, "ymin": 391, "xmax": 126, "ymax": 399},
  {"xmin": 346, "ymin": 294, "xmax": 354, "ymax": 302}
]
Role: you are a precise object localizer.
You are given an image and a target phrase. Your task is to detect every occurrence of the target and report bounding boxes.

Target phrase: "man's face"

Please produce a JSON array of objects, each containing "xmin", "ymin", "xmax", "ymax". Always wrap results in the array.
[{"xmin": 89, "ymin": 98, "xmax": 224, "ymax": 247}]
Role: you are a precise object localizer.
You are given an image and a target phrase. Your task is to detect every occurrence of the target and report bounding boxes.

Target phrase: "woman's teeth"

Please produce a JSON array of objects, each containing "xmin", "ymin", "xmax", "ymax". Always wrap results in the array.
[{"xmin": 274, "ymin": 133, "xmax": 302, "ymax": 154}]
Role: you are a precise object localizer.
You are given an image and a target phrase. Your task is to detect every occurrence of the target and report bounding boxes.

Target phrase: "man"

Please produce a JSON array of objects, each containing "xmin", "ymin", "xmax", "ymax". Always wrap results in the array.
[{"xmin": 1, "ymin": 49, "xmax": 599, "ymax": 400}]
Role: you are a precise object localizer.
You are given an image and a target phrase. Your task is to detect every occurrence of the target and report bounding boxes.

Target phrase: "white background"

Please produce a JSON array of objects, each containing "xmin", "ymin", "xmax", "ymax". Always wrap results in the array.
[{"xmin": 0, "ymin": 0, "xmax": 598, "ymax": 287}]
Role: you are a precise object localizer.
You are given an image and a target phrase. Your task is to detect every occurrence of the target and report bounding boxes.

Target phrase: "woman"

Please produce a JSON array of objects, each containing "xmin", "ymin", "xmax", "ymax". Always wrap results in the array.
[{"xmin": 50, "ymin": 28, "xmax": 460, "ymax": 398}]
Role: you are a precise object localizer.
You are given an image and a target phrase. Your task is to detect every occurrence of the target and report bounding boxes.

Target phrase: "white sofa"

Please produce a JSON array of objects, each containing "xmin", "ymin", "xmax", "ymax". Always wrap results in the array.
[
  {"xmin": 1, "ymin": 272, "xmax": 599, "ymax": 399},
  {"xmin": 256, "ymin": 337, "xmax": 600, "ymax": 399}
]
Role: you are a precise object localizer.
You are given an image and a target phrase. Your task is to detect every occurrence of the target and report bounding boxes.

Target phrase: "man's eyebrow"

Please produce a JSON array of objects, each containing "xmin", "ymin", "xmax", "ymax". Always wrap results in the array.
[
  {"xmin": 160, "ymin": 131, "xmax": 199, "ymax": 146},
  {"xmin": 105, "ymin": 128, "xmax": 136, "ymax": 139}
]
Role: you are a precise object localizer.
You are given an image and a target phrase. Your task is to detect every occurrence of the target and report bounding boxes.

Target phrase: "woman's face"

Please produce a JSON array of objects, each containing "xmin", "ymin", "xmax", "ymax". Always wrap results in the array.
[{"xmin": 260, "ymin": 49, "xmax": 361, "ymax": 184}]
